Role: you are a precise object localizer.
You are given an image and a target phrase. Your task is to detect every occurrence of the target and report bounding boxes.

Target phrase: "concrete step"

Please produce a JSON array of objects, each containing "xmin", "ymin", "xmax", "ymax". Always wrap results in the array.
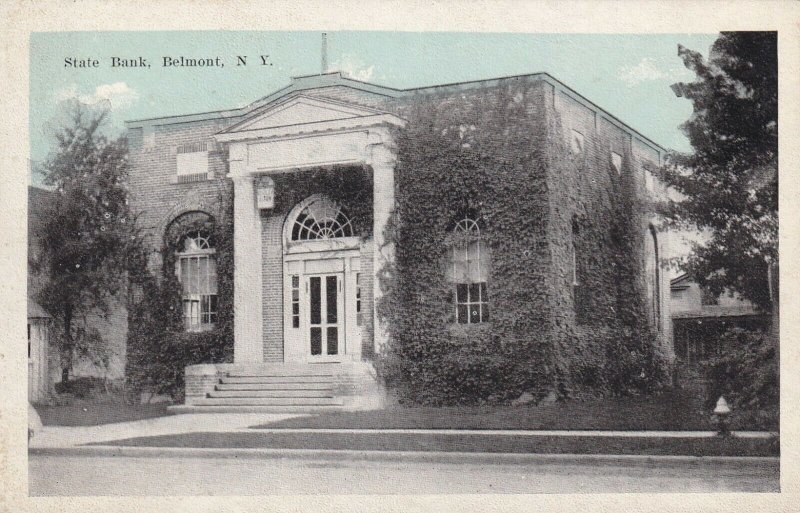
[
  {"xmin": 226, "ymin": 366, "xmax": 340, "ymax": 377},
  {"xmin": 192, "ymin": 397, "xmax": 344, "ymax": 407},
  {"xmin": 215, "ymin": 382, "xmax": 334, "ymax": 391},
  {"xmin": 221, "ymin": 376, "xmax": 335, "ymax": 385},
  {"xmin": 209, "ymin": 389, "xmax": 334, "ymax": 399},
  {"xmin": 168, "ymin": 404, "xmax": 347, "ymax": 414}
]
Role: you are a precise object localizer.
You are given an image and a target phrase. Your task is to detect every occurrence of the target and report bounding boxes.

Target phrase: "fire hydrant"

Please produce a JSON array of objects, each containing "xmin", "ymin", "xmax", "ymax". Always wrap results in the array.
[{"xmin": 713, "ymin": 396, "xmax": 731, "ymax": 437}]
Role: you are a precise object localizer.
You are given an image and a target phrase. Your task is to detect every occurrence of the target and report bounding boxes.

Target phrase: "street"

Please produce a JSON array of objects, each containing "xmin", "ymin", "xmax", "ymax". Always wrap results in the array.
[{"xmin": 29, "ymin": 452, "xmax": 779, "ymax": 495}]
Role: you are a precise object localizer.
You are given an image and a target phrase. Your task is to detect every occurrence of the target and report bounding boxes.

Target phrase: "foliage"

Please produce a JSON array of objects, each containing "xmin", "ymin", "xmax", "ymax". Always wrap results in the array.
[
  {"xmin": 34, "ymin": 100, "xmax": 142, "ymax": 382},
  {"xmin": 377, "ymin": 82, "xmax": 667, "ymax": 405},
  {"xmin": 661, "ymin": 32, "xmax": 777, "ymax": 309},
  {"xmin": 125, "ymin": 186, "xmax": 234, "ymax": 401},
  {"xmin": 703, "ymin": 328, "xmax": 778, "ymax": 429},
  {"xmin": 272, "ymin": 165, "xmax": 374, "ymax": 237}
]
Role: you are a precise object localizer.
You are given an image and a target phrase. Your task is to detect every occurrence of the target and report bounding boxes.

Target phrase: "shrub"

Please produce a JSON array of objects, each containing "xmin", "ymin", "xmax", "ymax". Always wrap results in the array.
[{"xmin": 703, "ymin": 327, "xmax": 778, "ymax": 428}]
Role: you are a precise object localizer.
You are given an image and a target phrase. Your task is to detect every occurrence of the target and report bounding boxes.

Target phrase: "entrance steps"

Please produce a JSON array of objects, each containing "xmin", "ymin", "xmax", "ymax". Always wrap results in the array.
[
  {"xmin": 177, "ymin": 365, "xmax": 347, "ymax": 412},
  {"xmin": 177, "ymin": 362, "xmax": 386, "ymax": 413}
]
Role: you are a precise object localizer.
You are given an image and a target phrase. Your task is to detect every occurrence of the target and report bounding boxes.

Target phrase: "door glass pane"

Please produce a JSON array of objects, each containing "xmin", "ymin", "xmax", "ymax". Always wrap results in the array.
[
  {"xmin": 310, "ymin": 277, "xmax": 321, "ymax": 324},
  {"xmin": 327, "ymin": 327, "xmax": 338, "ymax": 355},
  {"xmin": 310, "ymin": 327, "xmax": 322, "ymax": 355},
  {"xmin": 326, "ymin": 275, "xmax": 338, "ymax": 323}
]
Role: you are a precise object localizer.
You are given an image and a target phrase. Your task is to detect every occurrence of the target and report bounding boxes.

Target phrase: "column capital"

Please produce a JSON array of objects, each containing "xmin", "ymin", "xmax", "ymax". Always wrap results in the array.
[{"xmin": 367, "ymin": 141, "xmax": 397, "ymax": 169}]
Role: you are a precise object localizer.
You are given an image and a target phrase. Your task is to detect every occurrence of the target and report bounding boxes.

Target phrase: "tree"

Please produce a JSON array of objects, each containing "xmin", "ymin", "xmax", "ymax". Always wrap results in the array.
[
  {"xmin": 33, "ymin": 100, "xmax": 141, "ymax": 383},
  {"xmin": 663, "ymin": 32, "xmax": 777, "ymax": 311}
]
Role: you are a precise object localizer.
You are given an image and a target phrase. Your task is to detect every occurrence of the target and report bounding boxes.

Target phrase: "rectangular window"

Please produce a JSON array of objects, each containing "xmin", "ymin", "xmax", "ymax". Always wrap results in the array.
[
  {"xmin": 644, "ymin": 166, "xmax": 654, "ymax": 191},
  {"xmin": 179, "ymin": 254, "xmax": 217, "ymax": 330},
  {"xmin": 355, "ymin": 273, "xmax": 363, "ymax": 327},
  {"xmin": 570, "ymin": 129, "xmax": 585, "ymax": 155},
  {"xmin": 291, "ymin": 275, "xmax": 300, "ymax": 328},
  {"xmin": 176, "ymin": 141, "xmax": 210, "ymax": 182},
  {"xmin": 456, "ymin": 281, "xmax": 489, "ymax": 324},
  {"xmin": 611, "ymin": 152, "xmax": 623, "ymax": 174}
]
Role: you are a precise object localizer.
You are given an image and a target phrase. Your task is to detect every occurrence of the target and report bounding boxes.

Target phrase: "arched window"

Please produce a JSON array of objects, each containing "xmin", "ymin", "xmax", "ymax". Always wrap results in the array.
[
  {"xmin": 290, "ymin": 197, "xmax": 354, "ymax": 241},
  {"xmin": 448, "ymin": 217, "xmax": 490, "ymax": 324},
  {"xmin": 177, "ymin": 229, "xmax": 217, "ymax": 330}
]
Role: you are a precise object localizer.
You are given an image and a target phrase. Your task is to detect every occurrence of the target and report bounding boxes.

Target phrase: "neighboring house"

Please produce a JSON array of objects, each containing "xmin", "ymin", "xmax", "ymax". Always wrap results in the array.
[
  {"xmin": 27, "ymin": 186, "xmax": 128, "ymax": 402},
  {"xmin": 670, "ymin": 273, "xmax": 768, "ymax": 364},
  {"xmin": 125, "ymin": 71, "xmax": 672, "ymax": 410}
]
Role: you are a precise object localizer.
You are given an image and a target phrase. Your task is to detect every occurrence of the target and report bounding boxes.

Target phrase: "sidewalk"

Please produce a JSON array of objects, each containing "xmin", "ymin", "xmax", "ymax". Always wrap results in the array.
[
  {"xmin": 29, "ymin": 411, "xmax": 778, "ymax": 451},
  {"xmin": 29, "ymin": 413, "xmax": 304, "ymax": 449}
]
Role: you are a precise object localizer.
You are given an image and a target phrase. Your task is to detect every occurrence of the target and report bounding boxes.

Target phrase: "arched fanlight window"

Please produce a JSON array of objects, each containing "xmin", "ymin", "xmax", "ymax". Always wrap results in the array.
[
  {"xmin": 448, "ymin": 217, "xmax": 490, "ymax": 324},
  {"xmin": 290, "ymin": 197, "xmax": 354, "ymax": 241},
  {"xmin": 176, "ymin": 229, "xmax": 217, "ymax": 330}
]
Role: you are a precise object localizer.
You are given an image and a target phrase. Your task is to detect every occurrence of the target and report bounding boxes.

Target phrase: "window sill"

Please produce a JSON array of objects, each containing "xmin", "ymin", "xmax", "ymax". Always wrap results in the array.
[{"xmin": 184, "ymin": 324, "xmax": 216, "ymax": 333}]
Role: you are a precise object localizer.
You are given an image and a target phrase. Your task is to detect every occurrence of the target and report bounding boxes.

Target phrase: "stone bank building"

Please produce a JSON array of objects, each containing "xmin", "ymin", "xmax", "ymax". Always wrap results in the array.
[{"xmin": 127, "ymin": 72, "xmax": 672, "ymax": 409}]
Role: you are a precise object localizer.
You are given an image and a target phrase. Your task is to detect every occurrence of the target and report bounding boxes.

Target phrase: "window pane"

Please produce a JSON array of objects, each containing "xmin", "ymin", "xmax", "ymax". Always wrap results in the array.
[
  {"xmin": 208, "ymin": 257, "xmax": 218, "ymax": 294},
  {"xmin": 470, "ymin": 305, "xmax": 480, "ymax": 324},
  {"xmin": 292, "ymin": 315, "xmax": 299, "ymax": 329},
  {"xmin": 310, "ymin": 277, "xmax": 321, "ymax": 324},
  {"xmin": 480, "ymin": 282, "xmax": 487, "ymax": 301},
  {"xmin": 291, "ymin": 289, "xmax": 299, "ymax": 302},
  {"xmin": 453, "ymin": 260, "xmax": 468, "ymax": 283},
  {"xmin": 291, "ymin": 275, "xmax": 299, "ymax": 288},
  {"xmin": 292, "ymin": 302, "xmax": 299, "ymax": 315},
  {"xmin": 190, "ymin": 258, "xmax": 199, "ymax": 294},
  {"xmin": 456, "ymin": 284, "xmax": 468, "ymax": 303},
  {"xmin": 327, "ymin": 327, "xmax": 338, "ymax": 355},
  {"xmin": 310, "ymin": 327, "xmax": 322, "ymax": 355},
  {"xmin": 326, "ymin": 276, "xmax": 337, "ymax": 323},
  {"xmin": 199, "ymin": 257, "xmax": 208, "ymax": 293},
  {"xmin": 180, "ymin": 259, "xmax": 189, "ymax": 294},
  {"xmin": 479, "ymin": 244, "xmax": 491, "ymax": 282},
  {"xmin": 481, "ymin": 304, "xmax": 489, "ymax": 322},
  {"xmin": 469, "ymin": 283, "xmax": 480, "ymax": 303},
  {"xmin": 457, "ymin": 305, "xmax": 468, "ymax": 324}
]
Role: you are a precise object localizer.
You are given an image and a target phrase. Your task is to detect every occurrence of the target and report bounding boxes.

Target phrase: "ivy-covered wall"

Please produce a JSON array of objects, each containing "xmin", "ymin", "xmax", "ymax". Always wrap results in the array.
[
  {"xmin": 125, "ymin": 185, "xmax": 235, "ymax": 400},
  {"xmin": 378, "ymin": 78, "xmax": 670, "ymax": 405}
]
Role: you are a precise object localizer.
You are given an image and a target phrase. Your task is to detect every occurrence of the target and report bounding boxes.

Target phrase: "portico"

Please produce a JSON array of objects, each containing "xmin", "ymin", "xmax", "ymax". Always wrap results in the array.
[{"xmin": 214, "ymin": 95, "xmax": 404, "ymax": 366}]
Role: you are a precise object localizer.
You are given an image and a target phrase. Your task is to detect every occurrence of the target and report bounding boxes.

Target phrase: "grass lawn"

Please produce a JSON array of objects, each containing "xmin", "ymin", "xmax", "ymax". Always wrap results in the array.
[
  {"xmin": 94, "ymin": 431, "xmax": 779, "ymax": 457},
  {"xmin": 34, "ymin": 396, "xmax": 174, "ymax": 427},
  {"xmin": 252, "ymin": 390, "xmax": 775, "ymax": 432}
]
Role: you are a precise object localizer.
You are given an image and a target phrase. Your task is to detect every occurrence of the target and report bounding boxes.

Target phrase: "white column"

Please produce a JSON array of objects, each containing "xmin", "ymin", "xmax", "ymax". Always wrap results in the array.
[
  {"xmin": 369, "ymin": 138, "xmax": 396, "ymax": 355},
  {"xmin": 230, "ymin": 147, "xmax": 264, "ymax": 363}
]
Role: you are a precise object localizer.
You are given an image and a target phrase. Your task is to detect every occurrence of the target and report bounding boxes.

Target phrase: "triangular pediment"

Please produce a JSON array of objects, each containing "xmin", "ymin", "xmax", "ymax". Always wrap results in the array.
[{"xmin": 222, "ymin": 95, "xmax": 386, "ymax": 134}]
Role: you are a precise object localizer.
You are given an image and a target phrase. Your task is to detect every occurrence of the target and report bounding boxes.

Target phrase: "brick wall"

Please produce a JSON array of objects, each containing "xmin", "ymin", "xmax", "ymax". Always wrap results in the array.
[{"xmin": 261, "ymin": 212, "xmax": 284, "ymax": 361}]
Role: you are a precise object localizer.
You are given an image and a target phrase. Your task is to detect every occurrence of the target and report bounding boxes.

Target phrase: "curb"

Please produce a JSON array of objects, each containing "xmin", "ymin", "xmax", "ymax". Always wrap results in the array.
[{"xmin": 28, "ymin": 445, "xmax": 781, "ymax": 467}]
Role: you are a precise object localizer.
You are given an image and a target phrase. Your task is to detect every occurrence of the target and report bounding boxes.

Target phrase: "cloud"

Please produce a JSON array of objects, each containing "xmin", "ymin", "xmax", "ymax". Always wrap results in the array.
[
  {"xmin": 618, "ymin": 58, "xmax": 689, "ymax": 87},
  {"xmin": 618, "ymin": 58, "xmax": 666, "ymax": 86},
  {"xmin": 331, "ymin": 54, "xmax": 375, "ymax": 82},
  {"xmin": 55, "ymin": 82, "xmax": 139, "ymax": 110}
]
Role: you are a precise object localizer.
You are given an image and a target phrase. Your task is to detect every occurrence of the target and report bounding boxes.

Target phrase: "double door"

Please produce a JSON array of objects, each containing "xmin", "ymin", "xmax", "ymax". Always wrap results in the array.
[{"xmin": 305, "ymin": 273, "xmax": 343, "ymax": 357}]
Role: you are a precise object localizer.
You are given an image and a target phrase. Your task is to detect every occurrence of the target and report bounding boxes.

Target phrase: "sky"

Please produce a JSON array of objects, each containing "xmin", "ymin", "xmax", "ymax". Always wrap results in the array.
[{"xmin": 29, "ymin": 31, "xmax": 719, "ymax": 185}]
